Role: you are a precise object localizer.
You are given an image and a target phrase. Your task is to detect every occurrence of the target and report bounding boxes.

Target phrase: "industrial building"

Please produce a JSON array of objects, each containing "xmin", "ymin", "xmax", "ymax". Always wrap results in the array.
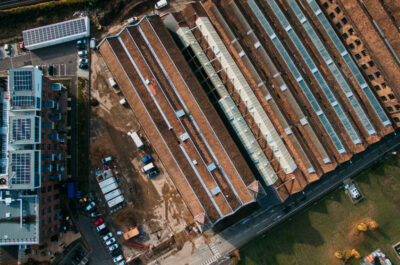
[
  {"xmin": 99, "ymin": 15, "xmax": 261, "ymax": 229},
  {"xmin": 98, "ymin": 0, "xmax": 399, "ymax": 226},
  {"xmin": 0, "ymin": 67, "xmax": 65, "ymax": 245},
  {"xmin": 22, "ymin": 16, "xmax": 90, "ymax": 50}
]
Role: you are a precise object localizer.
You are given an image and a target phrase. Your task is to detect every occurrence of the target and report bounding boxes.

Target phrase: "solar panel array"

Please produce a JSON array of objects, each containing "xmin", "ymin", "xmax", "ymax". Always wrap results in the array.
[
  {"xmin": 12, "ymin": 96, "xmax": 34, "ymax": 107},
  {"xmin": 23, "ymin": 17, "xmax": 87, "ymax": 47},
  {"xmin": 11, "ymin": 153, "xmax": 31, "ymax": 185},
  {"xmin": 12, "ymin": 118, "xmax": 32, "ymax": 141},
  {"xmin": 13, "ymin": 71, "xmax": 32, "ymax": 91}
]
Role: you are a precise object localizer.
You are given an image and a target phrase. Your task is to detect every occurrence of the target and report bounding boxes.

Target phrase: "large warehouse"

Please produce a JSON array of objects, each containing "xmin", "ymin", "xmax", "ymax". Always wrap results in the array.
[
  {"xmin": 98, "ymin": 16, "xmax": 261, "ymax": 229},
  {"xmin": 22, "ymin": 16, "xmax": 90, "ymax": 50},
  {"xmin": 99, "ymin": 0, "xmax": 399, "ymax": 225}
]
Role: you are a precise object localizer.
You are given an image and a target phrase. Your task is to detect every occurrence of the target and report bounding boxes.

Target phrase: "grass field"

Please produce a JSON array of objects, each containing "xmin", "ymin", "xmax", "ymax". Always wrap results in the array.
[{"xmin": 239, "ymin": 153, "xmax": 400, "ymax": 265}]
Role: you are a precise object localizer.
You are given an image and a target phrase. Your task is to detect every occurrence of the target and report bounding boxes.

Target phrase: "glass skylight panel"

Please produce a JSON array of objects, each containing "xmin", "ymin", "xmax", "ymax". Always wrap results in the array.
[
  {"xmin": 248, "ymin": 0, "xmax": 345, "ymax": 152},
  {"xmin": 306, "ymin": 0, "xmax": 390, "ymax": 126},
  {"xmin": 266, "ymin": 0, "xmax": 360, "ymax": 144},
  {"xmin": 288, "ymin": 0, "xmax": 376, "ymax": 135}
]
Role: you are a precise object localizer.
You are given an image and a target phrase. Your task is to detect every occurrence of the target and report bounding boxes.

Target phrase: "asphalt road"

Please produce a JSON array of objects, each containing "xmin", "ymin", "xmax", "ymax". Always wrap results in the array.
[{"xmin": 77, "ymin": 213, "xmax": 114, "ymax": 265}]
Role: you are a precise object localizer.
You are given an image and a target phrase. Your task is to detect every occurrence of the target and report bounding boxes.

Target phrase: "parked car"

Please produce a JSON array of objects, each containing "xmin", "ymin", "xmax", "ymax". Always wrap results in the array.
[
  {"xmin": 79, "ymin": 58, "xmax": 89, "ymax": 65},
  {"xmin": 90, "ymin": 212, "xmax": 101, "ymax": 218},
  {"xmin": 108, "ymin": 243, "xmax": 119, "ymax": 252},
  {"xmin": 85, "ymin": 202, "xmax": 96, "ymax": 211},
  {"xmin": 47, "ymin": 65, "xmax": 55, "ymax": 76},
  {"xmin": 99, "ymin": 228, "xmax": 110, "ymax": 236},
  {"xmin": 102, "ymin": 156, "xmax": 113, "ymax": 164},
  {"xmin": 93, "ymin": 218, "xmax": 104, "ymax": 226},
  {"xmin": 117, "ymin": 261, "xmax": 126, "ymax": 265},
  {"xmin": 147, "ymin": 169, "xmax": 159, "ymax": 178},
  {"xmin": 127, "ymin": 16, "xmax": 138, "ymax": 24},
  {"xmin": 141, "ymin": 155, "xmax": 152, "ymax": 163},
  {"xmin": 77, "ymin": 39, "xmax": 87, "ymax": 50},
  {"xmin": 111, "ymin": 247, "xmax": 122, "ymax": 256},
  {"xmin": 106, "ymin": 237, "xmax": 116, "ymax": 246},
  {"xmin": 96, "ymin": 223, "xmax": 106, "ymax": 232},
  {"xmin": 79, "ymin": 63, "xmax": 89, "ymax": 70},
  {"xmin": 4, "ymin": 44, "xmax": 11, "ymax": 55},
  {"xmin": 19, "ymin": 41, "xmax": 25, "ymax": 50},
  {"xmin": 78, "ymin": 50, "xmax": 88, "ymax": 57},
  {"xmin": 349, "ymin": 186, "xmax": 361, "ymax": 199},
  {"xmin": 102, "ymin": 232, "xmax": 113, "ymax": 241},
  {"xmin": 113, "ymin": 255, "xmax": 123, "ymax": 263},
  {"xmin": 155, "ymin": 0, "xmax": 168, "ymax": 9}
]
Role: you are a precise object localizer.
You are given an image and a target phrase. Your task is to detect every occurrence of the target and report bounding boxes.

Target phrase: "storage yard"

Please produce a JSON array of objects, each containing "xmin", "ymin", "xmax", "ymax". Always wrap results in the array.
[{"xmin": 89, "ymin": 51, "xmax": 198, "ymax": 261}]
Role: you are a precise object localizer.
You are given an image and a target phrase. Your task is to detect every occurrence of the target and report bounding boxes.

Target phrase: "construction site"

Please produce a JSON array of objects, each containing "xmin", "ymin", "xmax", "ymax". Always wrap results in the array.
[{"xmin": 89, "ymin": 0, "xmax": 400, "ymax": 263}]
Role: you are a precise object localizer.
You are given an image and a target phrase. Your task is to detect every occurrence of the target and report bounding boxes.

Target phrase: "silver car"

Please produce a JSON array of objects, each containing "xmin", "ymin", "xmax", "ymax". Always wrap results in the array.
[
  {"xmin": 105, "ymin": 237, "xmax": 116, "ymax": 246},
  {"xmin": 108, "ymin": 243, "xmax": 119, "ymax": 252}
]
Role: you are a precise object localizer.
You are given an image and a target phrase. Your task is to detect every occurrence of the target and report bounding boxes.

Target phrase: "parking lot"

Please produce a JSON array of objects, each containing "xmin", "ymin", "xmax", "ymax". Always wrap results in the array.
[{"xmin": 0, "ymin": 40, "xmax": 86, "ymax": 77}]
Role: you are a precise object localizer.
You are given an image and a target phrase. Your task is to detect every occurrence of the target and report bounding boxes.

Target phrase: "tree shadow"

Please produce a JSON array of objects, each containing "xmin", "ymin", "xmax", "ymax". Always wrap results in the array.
[{"xmin": 233, "ymin": 212, "xmax": 325, "ymax": 265}]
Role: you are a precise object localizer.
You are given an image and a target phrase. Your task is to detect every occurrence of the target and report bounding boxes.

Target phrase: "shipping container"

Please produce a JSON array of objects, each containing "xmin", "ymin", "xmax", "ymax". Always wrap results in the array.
[
  {"xmin": 127, "ymin": 131, "xmax": 144, "ymax": 149},
  {"xmin": 101, "ymin": 182, "xmax": 118, "ymax": 194},
  {"xmin": 104, "ymin": 188, "xmax": 122, "ymax": 201},
  {"xmin": 107, "ymin": 195, "xmax": 124, "ymax": 208},
  {"xmin": 98, "ymin": 177, "xmax": 117, "ymax": 189}
]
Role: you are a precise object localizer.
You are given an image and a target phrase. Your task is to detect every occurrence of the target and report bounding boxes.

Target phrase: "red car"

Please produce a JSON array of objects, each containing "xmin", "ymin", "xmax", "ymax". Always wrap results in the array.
[
  {"xmin": 19, "ymin": 42, "xmax": 25, "ymax": 50},
  {"xmin": 93, "ymin": 218, "xmax": 104, "ymax": 226}
]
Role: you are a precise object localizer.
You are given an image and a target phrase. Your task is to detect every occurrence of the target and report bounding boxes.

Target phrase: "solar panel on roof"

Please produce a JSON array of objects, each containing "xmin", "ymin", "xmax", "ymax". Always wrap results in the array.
[
  {"xmin": 12, "ymin": 118, "xmax": 32, "ymax": 141},
  {"xmin": 12, "ymin": 96, "xmax": 34, "ymax": 107},
  {"xmin": 13, "ymin": 71, "xmax": 32, "ymax": 91},
  {"xmin": 11, "ymin": 153, "xmax": 31, "ymax": 185},
  {"xmin": 23, "ymin": 17, "xmax": 88, "ymax": 47}
]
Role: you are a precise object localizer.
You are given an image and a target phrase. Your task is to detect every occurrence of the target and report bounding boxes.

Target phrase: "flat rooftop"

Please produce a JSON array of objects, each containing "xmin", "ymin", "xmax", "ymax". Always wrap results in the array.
[
  {"xmin": 99, "ymin": 15, "xmax": 258, "ymax": 227},
  {"xmin": 22, "ymin": 16, "xmax": 90, "ymax": 50},
  {"xmin": 0, "ymin": 192, "xmax": 39, "ymax": 245}
]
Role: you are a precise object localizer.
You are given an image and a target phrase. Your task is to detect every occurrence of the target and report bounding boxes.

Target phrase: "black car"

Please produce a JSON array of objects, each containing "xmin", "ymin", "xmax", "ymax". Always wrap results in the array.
[
  {"xmin": 79, "ymin": 63, "xmax": 88, "ymax": 70},
  {"xmin": 47, "ymin": 65, "xmax": 55, "ymax": 76},
  {"xmin": 111, "ymin": 248, "xmax": 122, "ymax": 257}
]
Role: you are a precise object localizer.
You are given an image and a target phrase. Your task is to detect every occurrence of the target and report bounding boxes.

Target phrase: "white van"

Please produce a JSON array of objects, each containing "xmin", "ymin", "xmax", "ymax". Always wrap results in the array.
[
  {"xmin": 108, "ymin": 77, "xmax": 117, "ymax": 88},
  {"xmin": 155, "ymin": 0, "xmax": 168, "ymax": 10},
  {"xmin": 90, "ymin": 38, "xmax": 96, "ymax": 49},
  {"xmin": 127, "ymin": 17, "xmax": 138, "ymax": 24},
  {"xmin": 141, "ymin": 162, "xmax": 155, "ymax": 173}
]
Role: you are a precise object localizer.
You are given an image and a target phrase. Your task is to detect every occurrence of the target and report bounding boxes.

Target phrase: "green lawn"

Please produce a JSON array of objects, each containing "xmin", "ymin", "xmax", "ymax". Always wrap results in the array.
[{"xmin": 239, "ymin": 154, "xmax": 400, "ymax": 265}]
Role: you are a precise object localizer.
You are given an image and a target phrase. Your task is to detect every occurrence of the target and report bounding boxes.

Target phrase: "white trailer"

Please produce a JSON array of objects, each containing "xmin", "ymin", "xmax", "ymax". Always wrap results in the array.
[
  {"xmin": 101, "ymin": 182, "xmax": 118, "ymax": 194},
  {"xmin": 127, "ymin": 131, "xmax": 144, "ymax": 149},
  {"xmin": 104, "ymin": 189, "xmax": 122, "ymax": 201},
  {"xmin": 98, "ymin": 177, "xmax": 116, "ymax": 189},
  {"xmin": 107, "ymin": 195, "xmax": 125, "ymax": 208}
]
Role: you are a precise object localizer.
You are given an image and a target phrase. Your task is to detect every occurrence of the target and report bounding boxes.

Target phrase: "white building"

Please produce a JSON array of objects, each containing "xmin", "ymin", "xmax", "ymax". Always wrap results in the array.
[{"xmin": 22, "ymin": 17, "xmax": 90, "ymax": 50}]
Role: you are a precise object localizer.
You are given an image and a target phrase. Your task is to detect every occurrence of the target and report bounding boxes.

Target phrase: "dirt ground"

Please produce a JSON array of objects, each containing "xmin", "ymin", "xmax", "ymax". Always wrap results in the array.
[{"xmin": 89, "ymin": 52, "xmax": 195, "ymax": 256}]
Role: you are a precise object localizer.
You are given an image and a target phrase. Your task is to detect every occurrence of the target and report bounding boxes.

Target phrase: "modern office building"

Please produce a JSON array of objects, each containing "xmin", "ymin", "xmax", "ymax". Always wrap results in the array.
[{"xmin": 0, "ymin": 67, "xmax": 64, "ymax": 245}]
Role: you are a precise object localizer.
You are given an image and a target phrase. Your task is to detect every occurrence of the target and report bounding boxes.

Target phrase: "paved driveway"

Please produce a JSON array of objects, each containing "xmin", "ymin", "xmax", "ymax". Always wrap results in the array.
[{"xmin": 0, "ymin": 41, "xmax": 78, "ymax": 77}]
